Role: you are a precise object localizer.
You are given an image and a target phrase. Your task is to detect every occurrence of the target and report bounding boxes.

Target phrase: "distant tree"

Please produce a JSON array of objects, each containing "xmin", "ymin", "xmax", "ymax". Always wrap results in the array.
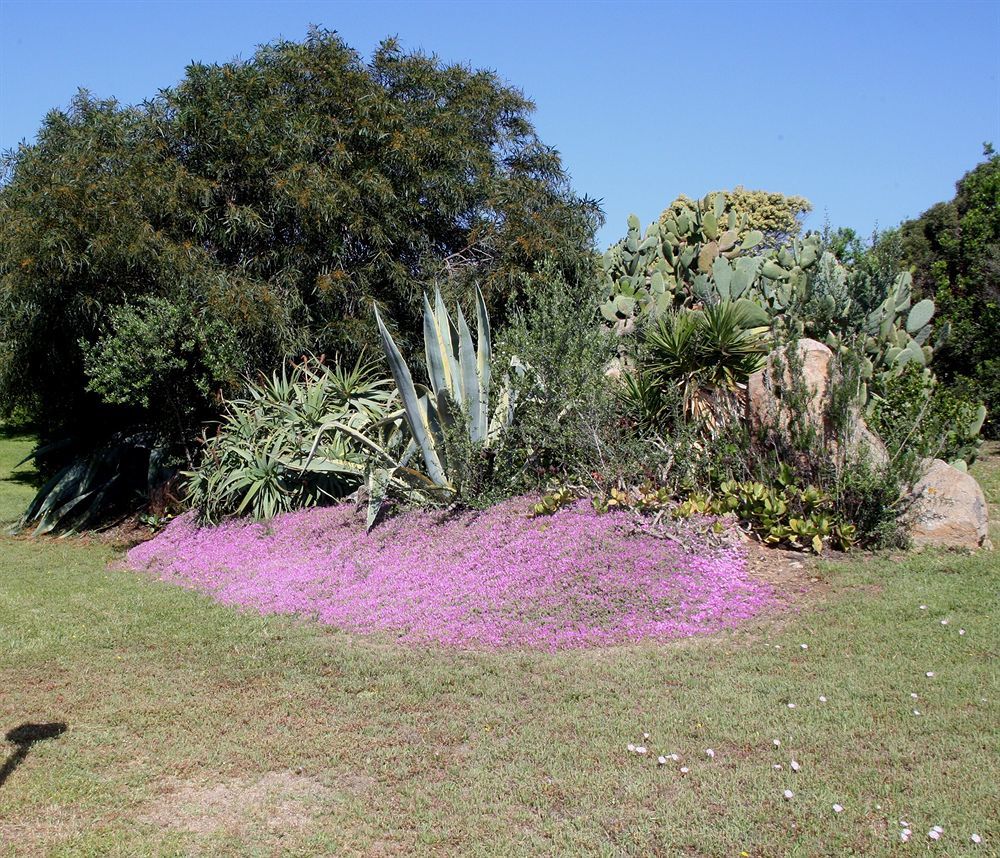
[
  {"xmin": 896, "ymin": 145, "xmax": 999, "ymax": 435},
  {"xmin": 662, "ymin": 186, "xmax": 812, "ymax": 246},
  {"xmin": 0, "ymin": 29, "xmax": 601, "ymax": 461}
]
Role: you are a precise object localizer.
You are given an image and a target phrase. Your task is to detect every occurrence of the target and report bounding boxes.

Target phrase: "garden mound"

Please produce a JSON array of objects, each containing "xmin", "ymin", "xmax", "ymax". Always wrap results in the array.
[{"xmin": 126, "ymin": 499, "xmax": 775, "ymax": 650}]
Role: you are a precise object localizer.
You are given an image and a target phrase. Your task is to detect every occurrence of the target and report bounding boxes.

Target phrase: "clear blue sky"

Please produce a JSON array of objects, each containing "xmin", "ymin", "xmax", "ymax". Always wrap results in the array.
[{"xmin": 2, "ymin": 0, "xmax": 998, "ymax": 247}]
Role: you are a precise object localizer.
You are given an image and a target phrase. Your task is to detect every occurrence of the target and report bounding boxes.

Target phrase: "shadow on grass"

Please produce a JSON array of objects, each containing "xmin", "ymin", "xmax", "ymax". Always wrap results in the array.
[{"xmin": 0, "ymin": 723, "xmax": 67, "ymax": 789}]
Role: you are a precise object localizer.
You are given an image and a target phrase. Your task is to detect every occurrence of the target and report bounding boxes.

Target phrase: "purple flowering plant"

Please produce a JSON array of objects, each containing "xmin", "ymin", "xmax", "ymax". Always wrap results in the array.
[{"xmin": 128, "ymin": 496, "xmax": 774, "ymax": 651}]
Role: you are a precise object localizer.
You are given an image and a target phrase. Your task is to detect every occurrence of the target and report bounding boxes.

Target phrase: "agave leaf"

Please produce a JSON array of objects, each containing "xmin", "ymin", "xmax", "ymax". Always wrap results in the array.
[
  {"xmin": 434, "ymin": 287, "xmax": 461, "ymax": 404},
  {"xmin": 475, "ymin": 284, "xmax": 491, "ymax": 439},
  {"xmin": 456, "ymin": 303, "xmax": 483, "ymax": 441},
  {"xmin": 374, "ymin": 306, "xmax": 449, "ymax": 487},
  {"xmin": 423, "ymin": 292, "xmax": 450, "ymax": 397}
]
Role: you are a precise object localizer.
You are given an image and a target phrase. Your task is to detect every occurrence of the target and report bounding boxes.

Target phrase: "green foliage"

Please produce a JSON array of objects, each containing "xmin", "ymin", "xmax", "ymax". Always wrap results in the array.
[
  {"xmin": 186, "ymin": 356, "xmax": 397, "ymax": 522},
  {"xmin": 896, "ymin": 146, "xmax": 998, "ymax": 435},
  {"xmin": 677, "ymin": 476, "xmax": 856, "ymax": 554},
  {"xmin": 869, "ymin": 363, "xmax": 985, "ymax": 467},
  {"xmin": 493, "ymin": 267, "xmax": 634, "ymax": 493},
  {"xmin": 0, "ymin": 28, "xmax": 599, "ymax": 524}
]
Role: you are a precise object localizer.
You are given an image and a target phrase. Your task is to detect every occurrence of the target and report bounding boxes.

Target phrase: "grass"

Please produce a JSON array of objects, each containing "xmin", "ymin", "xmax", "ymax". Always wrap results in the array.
[{"xmin": 0, "ymin": 435, "xmax": 997, "ymax": 856}]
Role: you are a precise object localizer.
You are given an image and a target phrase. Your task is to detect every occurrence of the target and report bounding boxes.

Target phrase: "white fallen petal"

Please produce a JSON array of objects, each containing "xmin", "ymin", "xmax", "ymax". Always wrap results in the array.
[
  {"xmin": 833, "ymin": 804, "xmax": 844, "ymax": 813},
  {"xmin": 926, "ymin": 671, "xmax": 935, "ymax": 677},
  {"xmin": 818, "ymin": 695, "xmax": 827, "ymax": 702},
  {"xmin": 928, "ymin": 830, "xmax": 941, "ymax": 841},
  {"xmin": 627, "ymin": 743, "xmax": 636, "ymax": 752},
  {"xmin": 899, "ymin": 820, "xmax": 911, "ymax": 827},
  {"xmin": 959, "ymin": 629, "xmax": 966, "ymax": 635},
  {"xmin": 941, "ymin": 619, "xmax": 949, "ymax": 625},
  {"xmin": 790, "ymin": 760, "xmax": 801, "ymax": 772},
  {"xmin": 680, "ymin": 766, "xmax": 689, "ymax": 773},
  {"xmin": 913, "ymin": 709, "xmax": 921, "ymax": 716},
  {"xmin": 787, "ymin": 703, "xmax": 796, "ymax": 709},
  {"xmin": 933, "ymin": 826, "xmax": 943, "ymax": 833},
  {"xmin": 911, "ymin": 693, "xmax": 919, "ymax": 699},
  {"xmin": 971, "ymin": 833, "xmax": 982, "ymax": 844},
  {"xmin": 773, "ymin": 739, "xmax": 781, "ymax": 747},
  {"xmin": 667, "ymin": 753, "xmax": 680, "ymax": 761},
  {"xmin": 901, "ymin": 830, "xmax": 911, "ymax": 842},
  {"xmin": 635, "ymin": 746, "xmax": 647, "ymax": 755},
  {"xmin": 773, "ymin": 764, "xmax": 782, "ymax": 770},
  {"xmin": 920, "ymin": 605, "xmax": 928, "ymax": 610},
  {"xmin": 657, "ymin": 755, "xmax": 667, "ymax": 765},
  {"xmin": 705, "ymin": 748, "xmax": 715, "ymax": 758},
  {"xmin": 643, "ymin": 732, "xmax": 650, "ymax": 740},
  {"xmin": 783, "ymin": 789, "xmax": 794, "ymax": 800},
  {"xmin": 800, "ymin": 643, "xmax": 808, "ymax": 650}
]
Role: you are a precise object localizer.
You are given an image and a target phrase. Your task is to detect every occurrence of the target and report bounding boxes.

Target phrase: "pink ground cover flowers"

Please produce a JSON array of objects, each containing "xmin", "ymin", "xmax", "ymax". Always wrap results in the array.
[{"xmin": 126, "ymin": 498, "xmax": 775, "ymax": 650}]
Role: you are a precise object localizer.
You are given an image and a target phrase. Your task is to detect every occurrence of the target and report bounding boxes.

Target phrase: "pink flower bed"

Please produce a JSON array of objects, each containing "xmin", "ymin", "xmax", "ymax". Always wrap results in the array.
[{"xmin": 126, "ymin": 498, "xmax": 775, "ymax": 650}]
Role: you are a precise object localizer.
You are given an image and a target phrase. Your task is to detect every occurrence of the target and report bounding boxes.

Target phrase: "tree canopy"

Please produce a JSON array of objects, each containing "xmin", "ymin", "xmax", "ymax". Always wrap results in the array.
[
  {"xmin": 897, "ymin": 146, "xmax": 999, "ymax": 434},
  {"xmin": 0, "ymin": 29, "xmax": 601, "ymax": 453}
]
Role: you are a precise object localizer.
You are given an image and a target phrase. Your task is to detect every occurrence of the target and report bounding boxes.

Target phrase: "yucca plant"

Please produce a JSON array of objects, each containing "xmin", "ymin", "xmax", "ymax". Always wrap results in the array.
[
  {"xmin": 187, "ymin": 354, "xmax": 401, "ymax": 522},
  {"xmin": 634, "ymin": 301, "xmax": 769, "ymax": 428}
]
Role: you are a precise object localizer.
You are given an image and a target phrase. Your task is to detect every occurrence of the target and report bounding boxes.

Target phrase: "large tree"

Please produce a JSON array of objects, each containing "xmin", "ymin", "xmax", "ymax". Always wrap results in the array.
[{"xmin": 0, "ymin": 29, "xmax": 600, "ymax": 457}]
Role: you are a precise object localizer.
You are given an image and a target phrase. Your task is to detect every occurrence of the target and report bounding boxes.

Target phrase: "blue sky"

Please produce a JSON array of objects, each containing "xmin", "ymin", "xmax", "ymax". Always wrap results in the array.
[{"xmin": 2, "ymin": 0, "xmax": 998, "ymax": 247}]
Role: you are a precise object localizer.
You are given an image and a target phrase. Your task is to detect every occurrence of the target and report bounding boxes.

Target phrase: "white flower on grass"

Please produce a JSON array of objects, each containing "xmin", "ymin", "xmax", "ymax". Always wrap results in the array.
[
  {"xmin": 783, "ymin": 789, "xmax": 794, "ymax": 800},
  {"xmin": 971, "ymin": 833, "xmax": 982, "ymax": 844},
  {"xmin": 773, "ymin": 739, "xmax": 781, "ymax": 747},
  {"xmin": 800, "ymin": 643, "xmax": 808, "ymax": 650},
  {"xmin": 627, "ymin": 743, "xmax": 636, "ymax": 752},
  {"xmin": 933, "ymin": 826, "xmax": 943, "ymax": 833},
  {"xmin": 959, "ymin": 629, "xmax": 966, "ymax": 636},
  {"xmin": 926, "ymin": 671, "xmax": 935, "ymax": 677},
  {"xmin": 818, "ymin": 695, "xmax": 827, "ymax": 702},
  {"xmin": 643, "ymin": 732, "xmax": 650, "ymax": 740},
  {"xmin": 833, "ymin": 804, "xmax": 844, "ymax": 813},
  {"xmin": 941, "ymin": 619, "xmax": 949, "ymax": 625},
  {"xmin": 920, "ymin": 605, "xmax": 928, "ymax": 610},
  {"xmin": 667, "ymin": 753, "xmax": 680, "ymax": 761},
  {"xmin": 912, "ymin": 709, "xmax": 921, "ymax": 716},
  {"xmin": 680, "ymin": 766, "xmax": 689, "ymax": 773},
  {"xmin": 657, "ymin": 755, "xmax": 667, "ymax": 766},
  {"xmin": 900, "ymin": 829, "xmax": 912, "ymax": 842},
  {"xmin": 635, "ymin": 746, "xmax": 648, "ymax": 755},
  {"xmin": 899, "ymin": 820, "xmax": 911, "ymax": 827},
  {"xmin": 705, "ymin": 748, "xmax": 715, "ymax": 758},
  {"xmin": 773, "ymin": 764, "xmax": 782, "ymax": 770},
  {"xmin": 928, "ymin": 830, "xmax": 941, "ymax": 841},
  {"xmin": 787, "ymin": 703, "xmax": 797, "ymax": 709},
  {"xmin": 790, "ymin": 760, "xmax": 801, "ymax": 772},
  {"xmin": 911, "ymin": 693, "xmax": 919, "ymax": 699}
]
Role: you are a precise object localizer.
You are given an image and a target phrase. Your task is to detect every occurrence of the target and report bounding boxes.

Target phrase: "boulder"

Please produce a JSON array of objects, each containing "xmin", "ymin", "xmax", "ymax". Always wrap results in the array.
[
  {"xmin": 747, "ymin": 338, "xmax": 889, "ymax": 469},
  {"xmin": 907, "ymin": 458, "xmax": 991, "ymax": 550}
]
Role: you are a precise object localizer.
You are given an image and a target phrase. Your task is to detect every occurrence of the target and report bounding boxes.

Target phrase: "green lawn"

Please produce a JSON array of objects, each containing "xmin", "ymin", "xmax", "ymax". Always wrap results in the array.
[{"xmin": 0, "ymin": 436, "xmax": 997, "ymax": 856}]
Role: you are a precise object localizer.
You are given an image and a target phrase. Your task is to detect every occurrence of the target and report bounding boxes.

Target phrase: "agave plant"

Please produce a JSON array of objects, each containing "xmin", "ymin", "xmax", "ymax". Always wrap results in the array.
[
  {"xmin": 370, "ymin": 284, "xmax": 512, "ymax": 503},
  {"xmin": 16, "ymin": 433, "xmax": 168, "ymax": 535}
]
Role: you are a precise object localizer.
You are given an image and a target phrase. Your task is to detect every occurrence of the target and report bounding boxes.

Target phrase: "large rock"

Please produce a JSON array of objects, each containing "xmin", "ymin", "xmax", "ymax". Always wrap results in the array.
[
  {"xmin": 747, "ymin": 338, "xmax": 889, "ymax": 469},
  {"xmin": 907, "ymin": 458, "xmax": 991, "ymax": 550}
]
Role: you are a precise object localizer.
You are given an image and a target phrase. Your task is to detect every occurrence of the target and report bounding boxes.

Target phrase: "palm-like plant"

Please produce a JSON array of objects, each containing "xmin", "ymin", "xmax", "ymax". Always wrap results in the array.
[{"xmin": 632, "ymin": 301, "xmax": 768, "ymax": 428}]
